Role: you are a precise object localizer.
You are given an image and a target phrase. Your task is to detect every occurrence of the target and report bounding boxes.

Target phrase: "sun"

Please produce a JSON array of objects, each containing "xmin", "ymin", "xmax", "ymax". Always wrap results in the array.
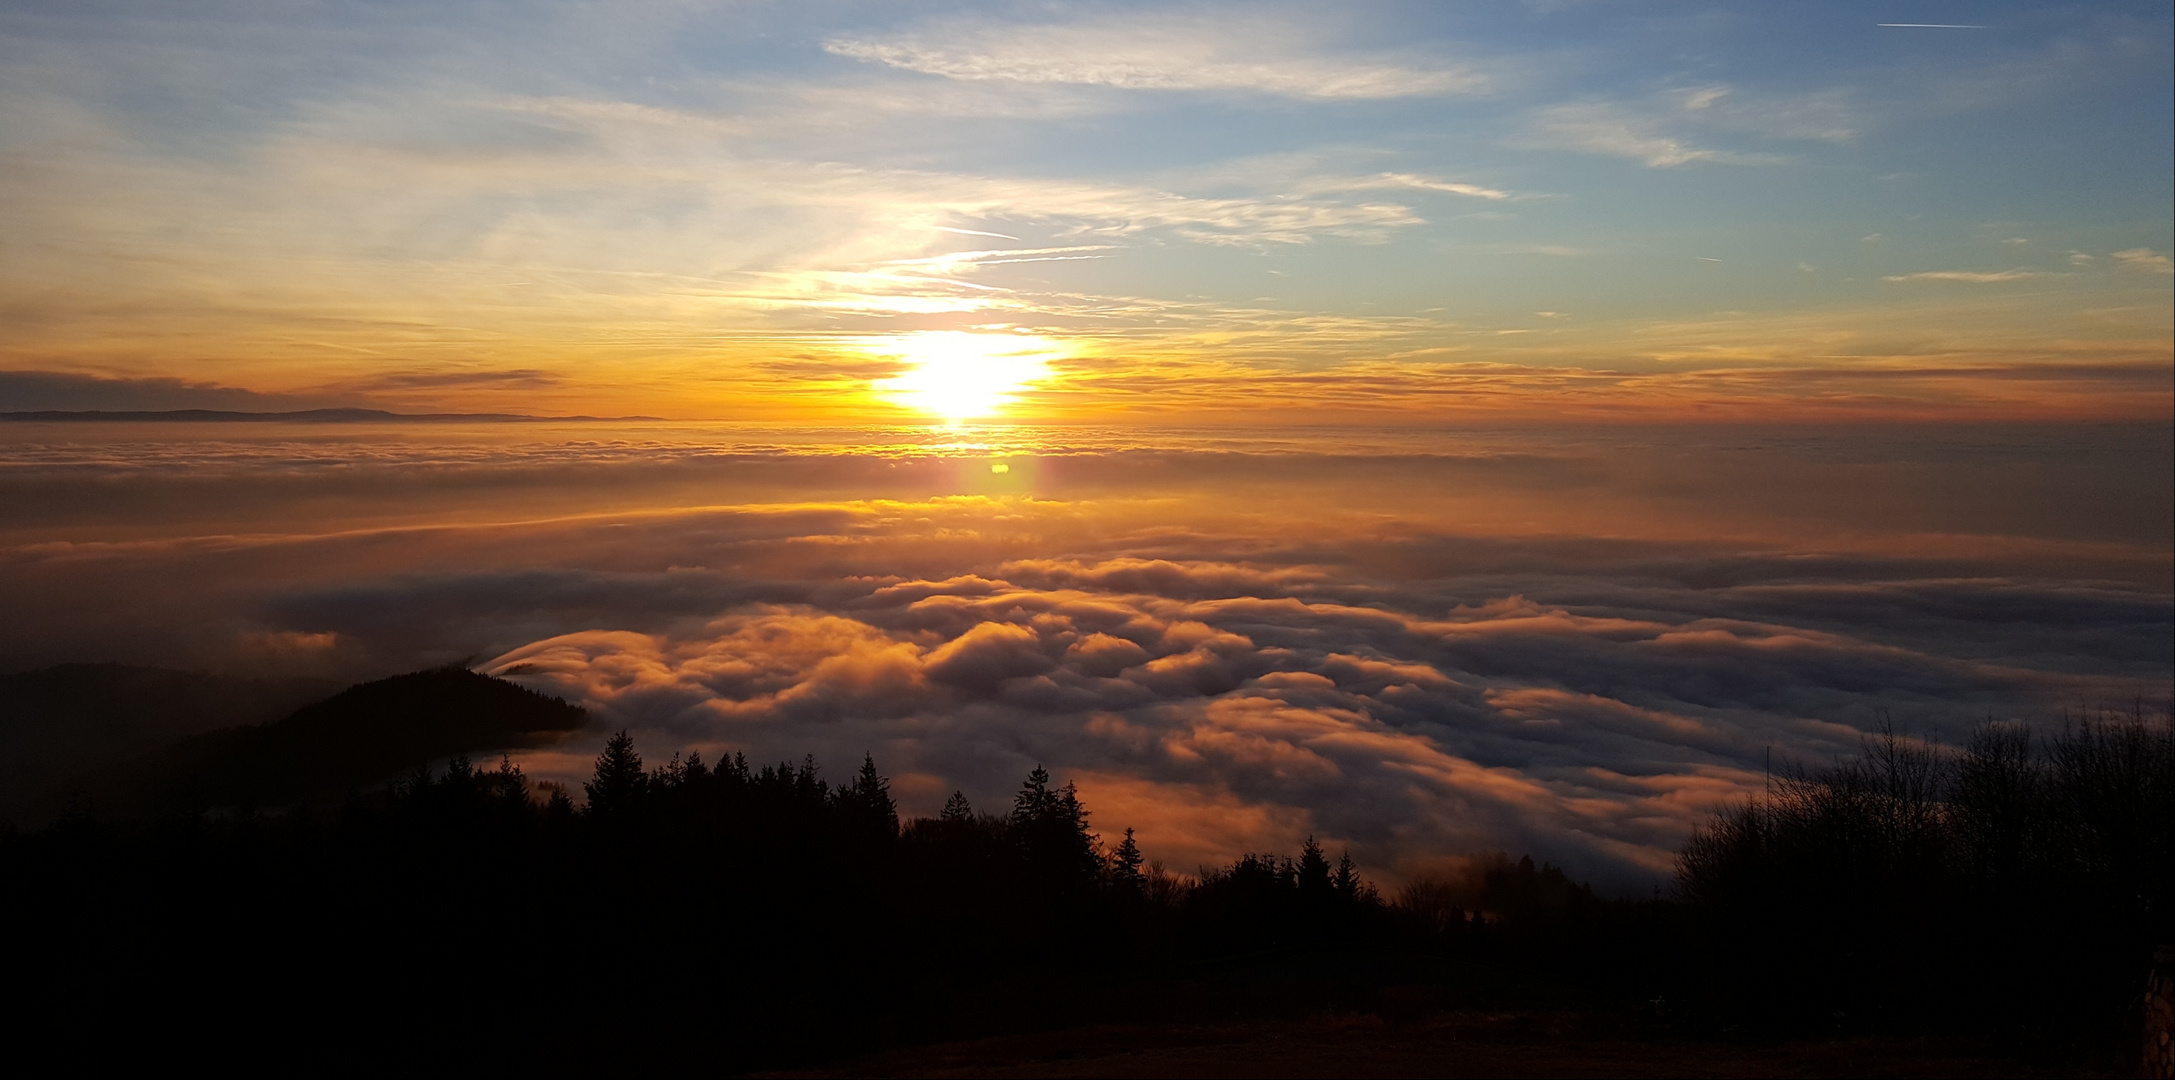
[{"xmin": 870, "ymin": 331, "xmax": 1061, "ymax": 423}]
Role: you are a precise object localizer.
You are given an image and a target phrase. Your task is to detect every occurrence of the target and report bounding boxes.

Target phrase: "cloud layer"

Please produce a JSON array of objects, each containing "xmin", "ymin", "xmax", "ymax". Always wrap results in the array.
[
  {"xmin": 484, "ymin": 558, "xmax": 2157, "ymax": 886},
  {"xmin": 4, "ymin": 420, "xmax": 2164, "ymax": 889}
]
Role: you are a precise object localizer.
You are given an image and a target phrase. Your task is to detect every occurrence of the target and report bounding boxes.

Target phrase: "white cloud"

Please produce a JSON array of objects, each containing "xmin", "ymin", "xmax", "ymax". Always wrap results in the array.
[
  {"xmin": 1148, "ymin": 153, "xmax": 1527, "ymax": 205},
  {"xmin": 2111, "ymin": 248, "xmax": 2174, "ymax": 275},
  {"xmin": 1525, "ymin": 102, "xmax": 1786, "ymax": 167},
  {"xmin": 1522, "ymin": 83, "xmax": 1855, "ymax": 169},
  {"xmin": 1881, "ymin": 269, "xmax": 2049, "ymax": 283},
  {"xmin": 1326, "ymin": 173, "xmax": 1512, "ymax": 200},
  {"xmin": 1667, "ymin": 84, "xmax": 1856, "ymax": 142},
  {"xmin": 824, "ymin": 15, "xmax": 1484, "ymax": 100},
  {"xmin": 1494, "ymin": 244, "xmax": 1594, "ymax": 257}
]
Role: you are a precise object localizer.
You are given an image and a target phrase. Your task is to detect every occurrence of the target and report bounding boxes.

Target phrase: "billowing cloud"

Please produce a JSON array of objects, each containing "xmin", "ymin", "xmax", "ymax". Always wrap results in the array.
[
  {"xmin": 2, "ymin": 423, "xmax": 2165, "ymax": 887},
  {"xmin": 482, "ymin": 557, "xmax": 2156, "ymax": 888}
]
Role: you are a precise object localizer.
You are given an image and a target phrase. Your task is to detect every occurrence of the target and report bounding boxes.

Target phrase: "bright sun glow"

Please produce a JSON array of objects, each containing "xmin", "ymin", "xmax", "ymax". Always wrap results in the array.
[{"xmin": 871, "ymin": 331, "xmax": 1062, "ymax": 422}]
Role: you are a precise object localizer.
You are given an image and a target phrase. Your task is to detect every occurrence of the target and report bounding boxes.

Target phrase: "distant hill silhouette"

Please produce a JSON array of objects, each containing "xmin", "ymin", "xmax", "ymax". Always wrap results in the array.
[
  {"xmin": 0, "ymin": 408, "xmax": 661, "ymax": 422},
  {"xmin": 83, "ymin": 666, "xmax": 587, "ymax": 815},
  {"xmin": 0, "ymin": 663, "xmax": 337, "ymax": 816}
]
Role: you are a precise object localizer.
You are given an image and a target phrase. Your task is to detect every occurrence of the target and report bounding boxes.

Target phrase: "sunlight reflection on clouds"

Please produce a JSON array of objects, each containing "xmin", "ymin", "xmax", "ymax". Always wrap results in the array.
[
  {"xmin": 1, "ymin": 422, "xmax": 2165, "ymax": 887},
  {"xmin": 480, "ymin": 558, "xmax": 2136, "ymax": 886}
]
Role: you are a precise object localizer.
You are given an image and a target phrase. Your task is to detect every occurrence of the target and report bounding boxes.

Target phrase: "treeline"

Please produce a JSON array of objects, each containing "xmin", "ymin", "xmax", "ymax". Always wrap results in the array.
[
  {"xmin": 1, "ymin": 733, "xmax": 1422, "ymax": 1070},
  {"xmin": 1675, "ymin": 707, "xmax": 2173, "ymax": 1047},
  {"xmin": 3, "ymin": 704, "xmax": 2168, "ymax": 1070}
]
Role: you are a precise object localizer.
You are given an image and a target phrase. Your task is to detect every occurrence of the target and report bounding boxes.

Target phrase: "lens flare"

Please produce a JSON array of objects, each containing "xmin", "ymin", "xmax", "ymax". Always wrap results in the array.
[{"xmin": 870, "ymin": 332, "xmax": 1061, "ymax": 422}]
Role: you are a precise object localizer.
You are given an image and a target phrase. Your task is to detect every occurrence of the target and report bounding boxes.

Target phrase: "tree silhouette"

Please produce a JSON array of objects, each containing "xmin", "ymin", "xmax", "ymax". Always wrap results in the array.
[
  {"xmin": 836, "ymin": 753, "xmax": 899, "ymax": 841},
  {"xmin": 485, "ymin": 755, "xmax": 529, "ymax": 815},
  {"xmin": 544, "ymin": 785, "xmax": 575, "ymax": 824},
  {"xmin": 1333, "ymin": 850, "xmax": 1360, "ymax": 900},
  {"xmin": 1011, "ymin": 765, "xmax": 1057, "ymax": 824},
  {"xmin": 1011, "ymin": 766, "xmax": 1101, "ymax": 891},
  {"xmin": 1110, "ymin": 827, "xmax": 1145, "ymax": 892},
  {"xmin": 940, "ymin": 790, "xmax": 973, "ymax": 823},
  {"xmin": 583, "ymin": 730, "xmax": 645, "ymax": 819},
  {"xmin": 1298, "ymin": 836, "xmax": 1331, "ymax": 900}
]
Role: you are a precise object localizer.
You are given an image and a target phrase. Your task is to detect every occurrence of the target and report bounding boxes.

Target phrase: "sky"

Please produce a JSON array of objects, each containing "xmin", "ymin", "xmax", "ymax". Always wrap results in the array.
[
  {"xmin": 0, "ymin": 0, "xmax": 2169, "ymax": 421},
  {"xmin": 0, "ymin": 2, "xmax": 2169, "ymax": 889}
]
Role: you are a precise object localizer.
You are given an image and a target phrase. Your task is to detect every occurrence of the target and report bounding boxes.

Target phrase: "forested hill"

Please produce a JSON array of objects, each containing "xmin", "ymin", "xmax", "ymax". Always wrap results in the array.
[
  {"xmin": 0, "ymin": 408, "xmax": 660, "ymax": 422},
  {"xmin": 23, "ymin": 665, "xmax": 586, "ymax": 819},
  {"xmin": 0, "ymin": 663, "xmax": 336, "ymax": 816}
]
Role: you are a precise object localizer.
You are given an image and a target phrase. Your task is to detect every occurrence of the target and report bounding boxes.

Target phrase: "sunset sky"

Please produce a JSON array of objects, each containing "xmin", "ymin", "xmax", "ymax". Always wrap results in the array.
[
  {"xmin": 2, "ymin": 2, "xmax": 2169, "ymax": 889},
  {"xmin": 2, "ymin": 0, "xmax": 2168, "ymax": 421}
]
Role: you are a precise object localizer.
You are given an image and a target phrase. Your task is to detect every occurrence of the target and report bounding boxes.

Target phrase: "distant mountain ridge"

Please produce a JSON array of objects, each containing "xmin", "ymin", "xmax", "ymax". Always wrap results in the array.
[{"xmin": 0, "ymin": 408, "xmax": 663, "ymax": 422}]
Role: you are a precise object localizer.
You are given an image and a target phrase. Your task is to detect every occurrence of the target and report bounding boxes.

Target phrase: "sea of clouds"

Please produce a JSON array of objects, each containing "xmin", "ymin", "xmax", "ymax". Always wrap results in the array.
[{"xmin": 2, "ymin": 421, "xmax": 2167, "ymax": 888}]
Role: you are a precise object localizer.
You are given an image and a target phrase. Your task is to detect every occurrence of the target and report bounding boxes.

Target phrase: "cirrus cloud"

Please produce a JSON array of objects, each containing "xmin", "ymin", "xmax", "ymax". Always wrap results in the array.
[
  {"xmin": 1882, "ymin": 269, "xmax": 2051, "ymax": 283},
  {"xmin": 824, "ymin": 15, "xmax": 1485, "ymax": 100}
]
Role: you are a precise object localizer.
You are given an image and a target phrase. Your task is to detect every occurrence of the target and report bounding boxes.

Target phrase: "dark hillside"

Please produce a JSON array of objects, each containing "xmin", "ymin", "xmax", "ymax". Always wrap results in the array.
[
  {"xmin": 0, "ymin": 663, "xmax": 337, "ymax": 816},
  {"xmin": 97, "ymin": 665, "xmax": 586, "ymax": 813}
]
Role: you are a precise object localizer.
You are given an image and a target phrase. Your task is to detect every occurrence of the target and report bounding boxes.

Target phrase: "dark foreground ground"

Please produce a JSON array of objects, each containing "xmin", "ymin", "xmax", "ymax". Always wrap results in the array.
[
  {"xmin": 765, "ymin": 1012, "xmax": 2081, "ymax": 1079},
  {"xmin": 7, "ymin": 667, "xmax": 2162, "ymax": 1076}
]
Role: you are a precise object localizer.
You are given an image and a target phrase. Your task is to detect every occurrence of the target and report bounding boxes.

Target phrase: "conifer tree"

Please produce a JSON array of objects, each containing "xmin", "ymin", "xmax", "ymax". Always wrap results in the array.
[
  {"xmin": 1111, "ymin": 828, "xmax": 1145, "ymax": 891},
  {"xmin": 488, "ymin": 755, "xmax": 529, "ymax": 814},
  {"xmin": 1011, "ymin": 765, "xmax": 1057, "ymax": 825},
  {"xmin": 837, "ymin": 754, "xmax": 899, "ymax": 838},
  {"xmin": 652, "ymin": 751, "xmax": 688, "ymax": 791},
  {"xmin": 544, "ymin": 784, "xmax": 576, "ymax": 827},
  {"xmin": 1010, "ymin": 768, "xmax": 1101, "ymax": 890},
  {"xmin": 1060, "ymin": 781, "xmax": 1099, "ymax": 871},
  {"xmin": 941, "ymin": 791, "xmax": 973, "ymax": 823},
  {"xmin": 1299, "ymin": 836, "xmax": 1332, "ymax": 898},
  {"xmin": 584, "ymin": 730, "xmax": 646, "ymax": 819},
  {"xmin": 794, "ymin": 755, "xmax": 827, "ymax": 804}
]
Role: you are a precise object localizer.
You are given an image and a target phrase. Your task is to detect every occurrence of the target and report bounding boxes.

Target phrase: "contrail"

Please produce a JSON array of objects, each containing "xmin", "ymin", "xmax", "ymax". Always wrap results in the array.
[
  {"xmin": 1877, "ymin": 23, "xmax": 1987, "ymax": 29},
  {"xmin": 937, "ymin": 226, "xmax": 1022, "ymax": 240}
]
